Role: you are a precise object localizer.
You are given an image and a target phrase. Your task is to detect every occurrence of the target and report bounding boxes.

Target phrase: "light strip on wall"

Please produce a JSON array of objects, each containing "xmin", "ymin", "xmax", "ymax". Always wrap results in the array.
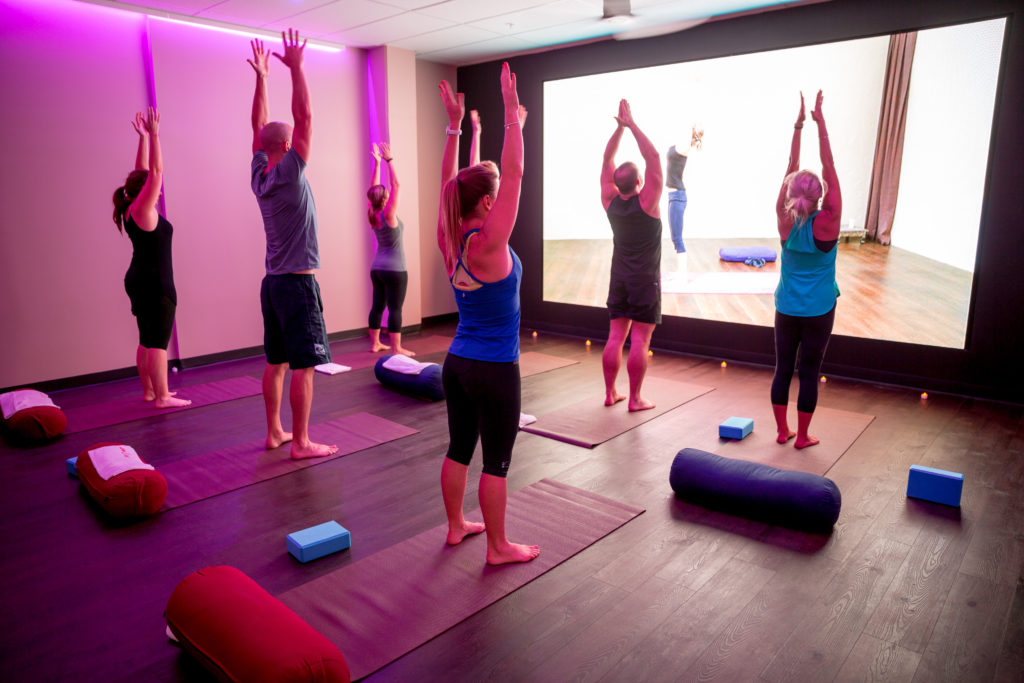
[{"xmin": 150, "ymin": 15, "xmax": 343, "ymax": 53}]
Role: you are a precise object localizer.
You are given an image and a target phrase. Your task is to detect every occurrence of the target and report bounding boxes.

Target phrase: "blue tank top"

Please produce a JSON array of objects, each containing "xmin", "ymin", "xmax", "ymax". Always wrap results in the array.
[
  {"xmin": 370, "ymin": 215, "xmax": 406, "ymax": 272},
  {"xmin": 448, "ymin": 230, "xmax": 521, "ymax": 363},
  {"xmin": 775, "ymin": 211, "xmax": 839, "ymax": 317}
]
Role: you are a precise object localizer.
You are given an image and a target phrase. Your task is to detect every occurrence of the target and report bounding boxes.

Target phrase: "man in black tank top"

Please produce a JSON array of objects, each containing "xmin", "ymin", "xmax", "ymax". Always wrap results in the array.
[{"xmin": 599, "ymin": 100, "xmax": 663, "ymax": 412}]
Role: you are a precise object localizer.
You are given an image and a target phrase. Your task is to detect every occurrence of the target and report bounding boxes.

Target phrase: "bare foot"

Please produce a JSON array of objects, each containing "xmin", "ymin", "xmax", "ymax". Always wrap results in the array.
[
  {"xmin": 605, "ymin": 391, "xmax": 626, "ymax": 406},
  {"xmin": 291, "ymin": 442, "xmax": 339, "ymax": 460},
  {"xmin": 446, "ymin": 521, "xmax": 485, "ymax": 545},
  {"xmin": 794, "ymin": 435, "xmax": 820, "ymax": 450},
  {"xmin": 628, "ymin": 396, "xmax": 656, "ymax": 412},
  {"xmin": 777, "ymin": 430, "xmax": 796, "ymax": 444},
  {"xmin": 154, "ymin": 396, "xmax": 191, "ymax": 409},
  {"xmin": 144, "ymin": 390, "xmax": 175, "ymax": 402},
  {"xmin": 394, "ymin": 347, "xmax": 416, "ymax": 357},
  {"xmin": 371, "ymin": 342, "xmax": 391, "ymax": 352},
  {"xmin": 486, "ymin": 542, "xmax": 540, "ymax": 565},
  {"xmin": 266, "ymin": 430, "xmax": 293, "ymax": 450}
]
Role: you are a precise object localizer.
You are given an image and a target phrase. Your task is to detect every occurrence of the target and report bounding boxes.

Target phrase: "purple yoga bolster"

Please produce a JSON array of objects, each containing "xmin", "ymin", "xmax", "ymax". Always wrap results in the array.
[{"xmin": 719, "ymin": 246, "xmax": 778, "ymax": 262}]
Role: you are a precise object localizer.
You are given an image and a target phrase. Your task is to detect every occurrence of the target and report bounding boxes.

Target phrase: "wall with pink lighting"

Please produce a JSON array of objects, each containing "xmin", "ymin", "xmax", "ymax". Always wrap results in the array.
[{"xmin": 0, "ymin": 0, "xmax": 456, "ymax": 390}]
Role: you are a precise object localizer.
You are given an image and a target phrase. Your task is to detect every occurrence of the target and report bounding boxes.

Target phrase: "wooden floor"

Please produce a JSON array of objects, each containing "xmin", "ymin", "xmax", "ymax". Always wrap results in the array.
[
  {"xmin": 543, "ymin": 238, "xmax": 973, "ymax": 349},
  {"xmin": 1, "ymin": 322, "xmax": 1021, "ymax": 682}
]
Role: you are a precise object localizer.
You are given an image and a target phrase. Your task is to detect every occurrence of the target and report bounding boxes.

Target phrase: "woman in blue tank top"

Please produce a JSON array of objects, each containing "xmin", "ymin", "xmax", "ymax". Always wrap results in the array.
[
  {"xmin": 436, "ymin": 63, "xmax": 538, "ymax": 566},
  {"xmin": 111, "ymin": 108, "xmax": 191, "ymax": 410},
  {"xmin": 366, "ymin": 141, "xmax": 414, "ymax": 356},
  {"xmin": 771, "ymin": 90, "xmax": 842, "ymax": 449}
]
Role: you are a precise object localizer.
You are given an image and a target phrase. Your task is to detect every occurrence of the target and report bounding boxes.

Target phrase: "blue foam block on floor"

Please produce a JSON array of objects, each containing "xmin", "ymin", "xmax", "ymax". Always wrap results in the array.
[
  {"xmin": 907, "ymin": 465, "xmax": 963, "ymax": 507},
  {"xmin": 719, "ymin": 417, "xmax": 754, "ymax": 440},
  {"xmin": 66, "ymin": 456, "xmax": 78, "ymax": 477},
  {"xmin": 287, "ymin": 521, "xmax": 351, "ymax": 563}
]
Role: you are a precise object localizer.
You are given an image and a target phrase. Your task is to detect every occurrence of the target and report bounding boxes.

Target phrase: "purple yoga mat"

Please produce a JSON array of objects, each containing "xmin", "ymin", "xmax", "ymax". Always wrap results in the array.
[
  {"xmin": 279, "ymin": 478, "xmax": 644, "ymax": 680},
  {"xmin": 520, "ymin": 377, "xmax": 714, "ymax": 448},
  {"xmin": 63, "ymin": 376, "xmax": 262, "ymax": 434},
  {"xmin": 161, "ymin": 412, "xmax": 418, "ymax": 509}
]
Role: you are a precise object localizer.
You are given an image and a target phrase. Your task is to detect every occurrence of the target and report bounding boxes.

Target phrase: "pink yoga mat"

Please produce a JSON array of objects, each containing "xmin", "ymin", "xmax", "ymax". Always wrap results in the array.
[
  {"xmin": 161, "ymin": 412, "xmax": 418, "ymax": 509},
  {"xmin": 518, "ymin": 351, "xmax": 579, "ymax": 378},
  {"xmin": 520, "ymin": 377, "xmax": 714, "ymax": 448},
  {"xmin": 279, "ymin": 478, "xmax": 644, "ymax": 680},
  {"xmin": 63, "ymin": 376, "xmax": 262, "ymax": 434},
  {"xmin": 327, "ymin": 335, "xmax": 453, "ymax": 371}
]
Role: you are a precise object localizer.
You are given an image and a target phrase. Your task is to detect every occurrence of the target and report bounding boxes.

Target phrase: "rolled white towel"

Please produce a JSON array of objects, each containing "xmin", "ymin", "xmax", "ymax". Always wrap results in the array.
[{"xmin": 382, "ymin": 354, "xmax": 438, "ymax": 375}]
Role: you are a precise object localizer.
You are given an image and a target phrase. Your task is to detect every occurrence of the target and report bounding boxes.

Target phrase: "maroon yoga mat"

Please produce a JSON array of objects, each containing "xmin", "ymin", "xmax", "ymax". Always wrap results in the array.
[
  {"xmin": 520, "ymin": 377, "xmax": 714, "ymax": 448},
  {"xmin": 63, "ymin": 376, "xmax": 262, "ymax": 434},
  {"xmin": 518, "ymin": 351, "xmax": 579, "ymax": 378},
  {"xmin": 279, "ymin": 478, "xmax": 644, "ymax": 680},
  {"xmin": 161, "ymin": 412, "xmax": 418, "ymax": 509},
  {"xmin": 327, "ymin": 335, "xmax": 453, "ymax": 371}
]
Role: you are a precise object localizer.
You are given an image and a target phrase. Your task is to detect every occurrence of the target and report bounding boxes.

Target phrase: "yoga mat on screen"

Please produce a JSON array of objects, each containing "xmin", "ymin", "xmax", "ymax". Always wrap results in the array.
[
  {"xmin": 327, "ymin": 335, "xmax": 453, "ymax": 371},
  {"xmin": 520, "ymin": 377, "xmax": 714, "ymax": 448},
  {"xmin": 64, "ymin": 376, "xmax": 262, "ymax": 434},
  {"xmin": 518, "ymin": 351, "xmax": 579, "ymax": 378},
  {"xmin": 279, "ymin": 478, "xmax": 644, "ymax": 680},
  {"xmin": 661, "ymin": 271, "xmax": 779, "ymax": 294},
  {"xmin": 161, "ymin": 412, "xmax": 417, "ymax": 509},
  {"xmin": 713, "ymin": 405, "xmax": 874, "ymax": 477}
]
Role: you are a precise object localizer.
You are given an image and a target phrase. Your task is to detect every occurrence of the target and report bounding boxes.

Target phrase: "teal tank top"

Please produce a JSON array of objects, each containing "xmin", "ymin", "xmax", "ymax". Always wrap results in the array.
[{"xmin": 775, "ymin": 212, "xmax": 839, "ymax": 317}]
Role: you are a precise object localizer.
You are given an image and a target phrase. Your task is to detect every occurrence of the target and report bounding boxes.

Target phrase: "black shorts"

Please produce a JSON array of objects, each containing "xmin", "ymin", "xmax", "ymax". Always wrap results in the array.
[
  {"xmin": 260, "ymin": 274, "xmax": 332, "ymax": 369},
  {"xmin": 130, "ymin": 294, "xmax": 176, "ymax": 350},
  {"xmin": 607, "ymin": 276, "xmax": 661, "ymax": 324}
]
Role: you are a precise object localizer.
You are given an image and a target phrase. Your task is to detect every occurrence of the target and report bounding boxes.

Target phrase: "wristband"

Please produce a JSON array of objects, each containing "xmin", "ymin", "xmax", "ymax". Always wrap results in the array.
[
  {"xmin": 505, "ymin": 120, "xmax": 520, "ymax": 128},
  {"xmin": 383, "ymin": 158, "xmax": 393, "ymax": 162},
  {"xmin": 446, "ymin": 127, "xmax": 461, "ymax": 136},
  {"xmin": 794, "ymin": 125, "xmax": 803, "ymax": 129}
]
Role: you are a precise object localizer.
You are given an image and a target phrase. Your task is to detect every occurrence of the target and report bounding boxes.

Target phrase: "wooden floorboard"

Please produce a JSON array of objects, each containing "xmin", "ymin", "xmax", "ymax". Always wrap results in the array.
[{"xmin": 0, "ymin": 321, "xmax": 1020, "ymax": 682}]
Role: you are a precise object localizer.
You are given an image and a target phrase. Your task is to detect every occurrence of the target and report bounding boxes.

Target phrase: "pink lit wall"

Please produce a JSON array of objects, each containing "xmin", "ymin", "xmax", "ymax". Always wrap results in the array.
[{"xmin": 0, "ymin": 0, "xmax": 454, "ymax": 390}]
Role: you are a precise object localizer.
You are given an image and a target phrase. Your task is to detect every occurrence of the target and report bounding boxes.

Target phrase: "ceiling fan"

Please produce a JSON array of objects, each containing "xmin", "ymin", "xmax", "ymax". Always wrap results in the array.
[{"xmin": 601, "ymin": 0, "xmax": 709, "ymax": 41}]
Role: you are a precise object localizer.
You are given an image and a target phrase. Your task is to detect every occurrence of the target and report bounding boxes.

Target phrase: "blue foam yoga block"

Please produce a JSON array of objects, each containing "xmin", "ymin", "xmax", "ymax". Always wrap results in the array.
[
  {"xmin": 66, "ymin": 456, "xmax": 78, "ymax": 477},
  {"xmin": 287, "ymin": 521, "xmax": 351, "ymax": 563},
  {"xmin": 719, "ymin": 417, "xmax": 754, "ymax": 440},
  {"xmin": 907, "ymin": 465, "xmax": 963, "ymax": 507}
]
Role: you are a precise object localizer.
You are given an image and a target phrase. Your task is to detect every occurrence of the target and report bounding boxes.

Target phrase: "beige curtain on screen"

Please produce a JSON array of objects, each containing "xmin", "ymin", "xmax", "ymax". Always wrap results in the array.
[{"xmin": 865, "ymin": 31, "xmax": 917, "ymax": 245}]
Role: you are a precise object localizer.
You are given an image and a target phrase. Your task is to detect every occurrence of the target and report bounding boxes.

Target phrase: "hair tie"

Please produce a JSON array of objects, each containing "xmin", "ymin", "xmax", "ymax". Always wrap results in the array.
[{"xmin": 122, "ymin": 188, "xmax": 129, "ymax": 200}]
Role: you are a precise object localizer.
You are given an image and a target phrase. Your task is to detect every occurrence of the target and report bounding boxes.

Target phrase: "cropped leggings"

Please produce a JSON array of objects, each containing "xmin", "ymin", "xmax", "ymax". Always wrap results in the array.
[
  {"xmin": 771, "ymin": 305, "xmax": 835, "ymax": 413},
  {"xmin": 442, "ymin": 353, "xmax": 520, "ymax": 478},
  {"xmin": 368, "ymin": 269, "xmax": 408, "ymax": 333}
]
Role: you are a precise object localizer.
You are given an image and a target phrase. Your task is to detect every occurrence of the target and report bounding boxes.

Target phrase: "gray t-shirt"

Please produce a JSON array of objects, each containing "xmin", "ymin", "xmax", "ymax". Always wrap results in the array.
[
  {"xmin": 370, "ymin": 215, "xmax": 406, "ymax": 272},
  {"xmin": 251, "ymin": 149, "xmax": 320, "ymax": 275}
]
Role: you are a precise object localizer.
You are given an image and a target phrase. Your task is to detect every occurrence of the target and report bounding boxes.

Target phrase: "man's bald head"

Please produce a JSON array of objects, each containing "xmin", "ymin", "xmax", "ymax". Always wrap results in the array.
[{"xmin": 260, "ymin": 122, "xmax": 293, "ymax": 154}]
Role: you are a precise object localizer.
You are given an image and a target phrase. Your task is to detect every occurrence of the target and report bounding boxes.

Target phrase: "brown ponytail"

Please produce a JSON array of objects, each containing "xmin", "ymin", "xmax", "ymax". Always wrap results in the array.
[
  {"xmin": 366, "ymin": 184, "xmax": 387, "ymax": 230},
  {"xmin": 112, "ymin": 170, "xmax": 148, "ymax": 233},
  {"xmin": 438, "ymin": 162, "xmax": 499, "ymax": 274}
]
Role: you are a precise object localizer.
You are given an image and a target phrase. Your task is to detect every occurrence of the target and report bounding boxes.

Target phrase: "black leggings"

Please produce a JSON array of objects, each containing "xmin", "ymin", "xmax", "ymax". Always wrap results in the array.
[
  {"xmin": 368, "ymin": 269, "xmax": 408, "ymax": 333},
  {"xmin": 442, "ymin": 353, "xmax": 521, "ymax": 478},
  {"xmin": 771, "ymin": 306, "xmax": 835, "ymax": 413}
]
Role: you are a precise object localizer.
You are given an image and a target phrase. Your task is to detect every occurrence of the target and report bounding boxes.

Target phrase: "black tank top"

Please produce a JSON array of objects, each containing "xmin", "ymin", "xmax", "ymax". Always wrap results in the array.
[
  {"xmin": 125, "ymin": 213, "xmax": 176, "ymax": 302},
  {"xmin": 607, "ymin": 195, "xmax": 662, "ymax": 281}
]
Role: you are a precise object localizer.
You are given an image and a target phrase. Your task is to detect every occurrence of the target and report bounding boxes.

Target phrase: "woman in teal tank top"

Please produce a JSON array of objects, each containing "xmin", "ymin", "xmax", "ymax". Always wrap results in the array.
[
  {"xmin": 436, "ymin": 64, "xmax": 538, "ymax": 567},
  {"xmin": 771, "ymin": 91, "xmax": 842, "ymax": 450}
]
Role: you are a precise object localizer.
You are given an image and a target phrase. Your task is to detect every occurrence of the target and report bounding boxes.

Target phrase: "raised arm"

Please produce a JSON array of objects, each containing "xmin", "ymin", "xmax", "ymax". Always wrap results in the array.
[
  {"xmin": 370, "ymin": 143, "xmax": 381, "ymax": 188},
  {"xmin": 439, "ymin": 80, "xmax": 464, "ymax": 185},
  {"xmin": 273, "ymin": 29, "xmax": 311, "ymax": 162},
  {"xmin": 131, "ymin": 112, "xmax": 149, "ymax": 171},
  {"xmin": 811, "ymin": 90, "xmax": 841, "ymax": 241},
  {"xmin": 776, "ymin": 92, "xmax": 805, "ymax": 233},
  {"xmin": 379, "ymin": 142, "xmax": 400, "ymax": 227},
  {"xmin": 129, "ymin": 107, "xmax": 163, "ymax": 232},
  {"xmin": 600, "ymin": 104, "xmax": 627, "ymax": 210},
  {"xmin": 620, "ymin": 101, "xmax": 663, "ymax": 217},
  {"xmin": 470, "ymin": 110, "xmax": 481, "ymax": 167},
  {"xmin": 473, "ymin": 63, "xmax": 524, "ymax": 271},
  {"xmin": 247, "ymin": 39, "xmax": 270, "ymax": 154}
]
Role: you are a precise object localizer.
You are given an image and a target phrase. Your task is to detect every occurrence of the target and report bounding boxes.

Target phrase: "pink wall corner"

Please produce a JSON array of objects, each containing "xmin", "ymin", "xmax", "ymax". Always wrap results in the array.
[
  {"xmin": 0, "ymin": 0, "xmax": 150, "ymax": 388},
  {"xmin": 415, "ymin": 59, "xmax": 458, "ymax": 319}
]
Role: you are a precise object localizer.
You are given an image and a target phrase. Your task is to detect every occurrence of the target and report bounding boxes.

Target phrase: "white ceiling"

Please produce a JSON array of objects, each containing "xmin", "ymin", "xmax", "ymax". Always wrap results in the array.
[{"xmin": 82, "ymin": 0, "xmax": 819, "ymax": 65}]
